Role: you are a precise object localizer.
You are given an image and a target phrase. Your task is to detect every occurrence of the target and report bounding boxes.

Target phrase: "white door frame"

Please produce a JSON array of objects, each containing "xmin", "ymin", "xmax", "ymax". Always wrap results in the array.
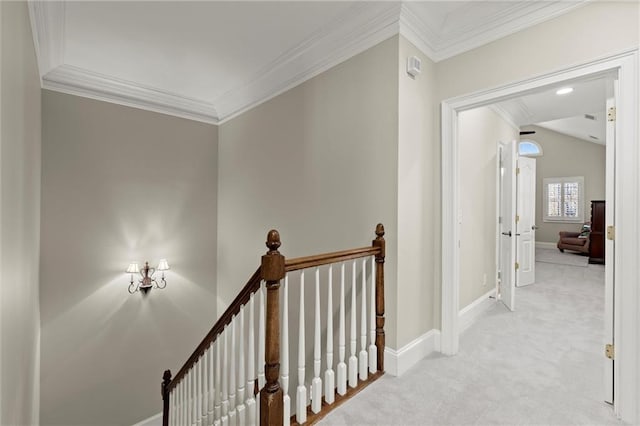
[{"xmin": 440, "ymin": 49, "xmax": 639, "ymax": 422}]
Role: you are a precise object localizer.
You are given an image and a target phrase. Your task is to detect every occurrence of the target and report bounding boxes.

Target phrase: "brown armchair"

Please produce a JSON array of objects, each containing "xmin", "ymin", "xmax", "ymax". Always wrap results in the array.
[{"xmin": 557, "ymin": 223, "xmax": 591, "ymax": 254}]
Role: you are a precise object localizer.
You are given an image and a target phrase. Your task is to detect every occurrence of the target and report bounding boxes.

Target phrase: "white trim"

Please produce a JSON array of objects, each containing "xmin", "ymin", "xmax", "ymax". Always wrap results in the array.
[
  {"xmin": 398, "ymin": 4, "xmax": 437, "ymax": 62},
  {"xmin": 459, "ymin": 289, "xmax": 497, "ymax": 334},
  {"xmin": 535, "ymin": 241, "xmax": 557, "ymax": 250},
  {"xmin": 214, "ymin": 2, "xmax": 401, "ymax": 123},
  {"xmin": 27, "ymin": 1, "xmax": 585, "ymax": 125},
  {"xmin": 384, "ymin": 330, "xmax": 441, "ymax": 377},
  {"xmin": 488, "ymin": 104, "xmax": 520, "ymax": 132},
  {"xmin": 441, "ymin": 49, "xmax": 639, "ymax": 424},
  {"xmin": 130, "ymin": 412, "xmax": 161, "ymax": 426},
  {"xmin": 43, "ymin": 65, "xmax": 219, "ymax": 124},
  {"xmin": 401, "ymin": 1, "xmax": 588, "ymax": 62},
  {"xmin": 27, "ymin": 0, "xmax": 64, "ymax": 80}
]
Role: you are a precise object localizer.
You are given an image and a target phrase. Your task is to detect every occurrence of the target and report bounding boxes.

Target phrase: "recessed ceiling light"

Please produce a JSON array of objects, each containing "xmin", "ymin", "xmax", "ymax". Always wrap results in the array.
[{"xmin": 556, "ymin": 87, "xmax": 574, "ymax": 95}]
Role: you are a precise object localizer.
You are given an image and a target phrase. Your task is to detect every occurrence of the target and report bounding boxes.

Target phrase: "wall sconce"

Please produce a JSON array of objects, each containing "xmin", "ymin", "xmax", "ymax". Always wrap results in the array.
[{"xmin": 126, "ymin": 259, "xmax": 170, "ymax": 294}]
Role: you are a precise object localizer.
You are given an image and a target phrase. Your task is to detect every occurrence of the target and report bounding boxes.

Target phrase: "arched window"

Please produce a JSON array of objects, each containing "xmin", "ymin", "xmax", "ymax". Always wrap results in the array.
[{"xmin": 519, "ymin": 139, "xmax": 543, "ymax": 157}]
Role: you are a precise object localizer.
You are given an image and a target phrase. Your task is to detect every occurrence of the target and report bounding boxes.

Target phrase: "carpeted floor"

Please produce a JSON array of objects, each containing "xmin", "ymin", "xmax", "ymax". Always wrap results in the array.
[
  {"xmin": 536, "ymin": 247, "xmax": 589, "ymax": 267},
  {"xmin": 319, "ymin": 261, "xmax": 622, "ymax": 425}
]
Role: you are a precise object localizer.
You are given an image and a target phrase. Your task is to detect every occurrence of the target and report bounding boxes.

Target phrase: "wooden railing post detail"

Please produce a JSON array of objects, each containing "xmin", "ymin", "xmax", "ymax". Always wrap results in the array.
[
  {"xmin": 372, "ymin": 223, "xmax": 386, "ymax": 372},
  {"xmin": 162, "ymin": 369, "xmax": 172, "ymax": 426},
  {"xmin": 260, "ymin": 230, "xmax": 285, "ymax": 426}
]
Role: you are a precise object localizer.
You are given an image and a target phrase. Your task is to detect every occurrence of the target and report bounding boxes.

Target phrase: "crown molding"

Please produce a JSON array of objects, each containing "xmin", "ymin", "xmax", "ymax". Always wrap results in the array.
[
  {"xmin": 28, "ymin": 0, "xmax": 65, "ymax": 80},
  {"xmin": 406, "ymin": 0, "xmax": 589, "ymax": 62},
  {"xmin": 213, "ymin": 2, "xmax": 402, "ymax": 122},
  {"xmin": 488, "ymin": 104, "xmax": 520, "ymax": 133},
  {"xmin": 43, "ymin": 65, "xmax": 219, "ymax": 124},
  {"xmin": 398, "ymin": 3, "xmax": 437, "ymax": 61}
]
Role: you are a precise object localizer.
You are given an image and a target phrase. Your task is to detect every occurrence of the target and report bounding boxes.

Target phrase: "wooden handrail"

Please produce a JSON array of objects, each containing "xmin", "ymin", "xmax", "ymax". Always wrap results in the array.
[
  {"xmin": 162, "ymin": 224, "xmax": 386, "ymax": 426},
  {"xmin": 167, "ymin": 266, "xmax": 262, "ymax": 392},
  {"xmin": 285, "ymin": 246, "xmax": 380, "ymax": 272}
]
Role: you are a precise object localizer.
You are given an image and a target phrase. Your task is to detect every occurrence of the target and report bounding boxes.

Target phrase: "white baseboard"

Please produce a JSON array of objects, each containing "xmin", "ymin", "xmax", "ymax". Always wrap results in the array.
[
  {"xmin": 131, "ymin": 412, "xmax": 161, "ymax": 426},
  {"xmin": 384, "ymin": 329, "xmax": 441, "ymax": 377},
  {"xmin": 536, "ymin": 241, "xmax": 557, "ymax": 250},
  {"xmin": 458, "ymin": 289, "xmax": 496, "ymax": 334}
]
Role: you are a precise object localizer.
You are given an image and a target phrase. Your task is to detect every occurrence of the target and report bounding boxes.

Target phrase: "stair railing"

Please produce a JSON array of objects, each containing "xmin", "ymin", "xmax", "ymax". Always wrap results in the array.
[{"xmin": 161, "ymin": 224, "xmax": 386, "ymax": 426}]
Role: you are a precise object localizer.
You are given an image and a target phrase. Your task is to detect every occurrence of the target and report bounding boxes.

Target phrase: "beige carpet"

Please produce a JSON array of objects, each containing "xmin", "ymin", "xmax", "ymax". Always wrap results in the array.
[
  {"xmin": 536, "ymin": 247, "xmax": 589, "ymax": 267},
  {"xmin": 319, "ymin": 261, "xmax": 621, "ymax": 425}
]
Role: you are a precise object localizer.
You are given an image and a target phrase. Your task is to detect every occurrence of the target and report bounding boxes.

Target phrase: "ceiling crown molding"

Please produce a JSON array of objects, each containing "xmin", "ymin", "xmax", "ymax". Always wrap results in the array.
[
  {"xmin": 43, "ymin": 65, "xmax": 219, "ymax": 124},
  {"xmin": 403, "ymin": 0, "xmax": 589, "ymax": 62},
  {"xmin": 213, "ymin": 2, "xmax": 402, "ymax": 122},
  {"xmin": 398, "ymin": 4, "xmax": 437, "ymax": 61},
  {"xmin": 28, "ymin": 0, "xmax": 65, "ymax": 79}
]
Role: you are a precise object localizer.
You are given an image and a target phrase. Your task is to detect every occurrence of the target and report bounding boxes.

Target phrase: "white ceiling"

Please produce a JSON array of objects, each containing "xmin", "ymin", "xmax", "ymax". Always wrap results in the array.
[
  {"xmin": 494, "ymin": 77, "xmax": 611, "ymax": 144},
  {"xmin": 28, "ymin": 1, "xmax": 587, "ymax": 124}
]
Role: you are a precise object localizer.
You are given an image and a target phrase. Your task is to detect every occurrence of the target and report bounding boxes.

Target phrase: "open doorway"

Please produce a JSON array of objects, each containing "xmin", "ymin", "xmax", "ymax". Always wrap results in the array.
[{"xmin": 440, "ymin": 50, "xmax": 639, "ymax": 420}]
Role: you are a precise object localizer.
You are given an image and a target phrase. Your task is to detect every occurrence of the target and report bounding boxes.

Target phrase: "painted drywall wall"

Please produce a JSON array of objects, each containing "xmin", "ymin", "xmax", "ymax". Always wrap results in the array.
[
  {"xmin": 433, "ymin": 0, "xmax": 636, "ymax": 317},
  {"xmin": 522, "ymin": 125, "xmax": 606, "ymax": 244},
  {"xmin": 217, "ymin": 36, "xmax": 399, "ymax": 349},
  {"xmin": 40, "ymin": 91, "xmax": 218, "ymax": 426},
  {"xmin": 396, "ymin": 36, "xmax": 438, "ymax": 346},
  {"xmin": 0, "ymin": 2, "xmax": 42, "ymax": 424},
  {"xmin": 435, "ymin": 2, "xmax": 639, "ymax": 102},
  {"xmin": 458, "ymin": 107, "xmax": 519, "ymax": 310}
]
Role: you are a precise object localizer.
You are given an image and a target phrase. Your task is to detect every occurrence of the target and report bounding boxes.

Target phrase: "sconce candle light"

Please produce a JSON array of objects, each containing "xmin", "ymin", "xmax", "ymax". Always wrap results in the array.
[{"xmin": 126, "ymin": 259, "xmax": 170, "ymax": 294}]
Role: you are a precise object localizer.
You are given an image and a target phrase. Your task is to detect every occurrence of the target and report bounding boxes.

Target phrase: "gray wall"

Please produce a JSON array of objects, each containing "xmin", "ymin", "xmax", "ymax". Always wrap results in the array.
[
  {"xmin": 0, "ymin": 2, "xmax": 42, "ymax": 424},
  {"xmin": 522, "ymin": 125, "xmax": 606, "ymax": 243},
  {"xmin": 458, "ymin": 107, "xmax": 518, "ymax": 309},
  {"xmin": 217, "ymin": 36, "xmax": 399, "ymax": 348},
  {"xmin": 40, "ymin": 91, "xmax": 218, "ymax": 425},
  {"xmin": 396, "ymin": 36, "xmax": 439, "ymax": 345}
]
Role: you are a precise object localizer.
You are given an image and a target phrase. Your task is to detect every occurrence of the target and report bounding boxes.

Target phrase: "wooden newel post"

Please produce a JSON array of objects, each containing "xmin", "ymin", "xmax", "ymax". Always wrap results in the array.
[
  {"xmin": 372, "ymin": 223, "xmax": 386, "ymax": 372},
  {"xmin": 260, "ymin": 230, "xmax": 285, "ymax": 426},
  {"xmin": 161, "ymin": 369, "xmax": 171, "ymax": 426}
]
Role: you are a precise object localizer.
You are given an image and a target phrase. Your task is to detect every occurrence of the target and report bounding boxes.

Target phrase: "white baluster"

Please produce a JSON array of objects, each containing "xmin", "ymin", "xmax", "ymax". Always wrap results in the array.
[
  {"xmin": 197, "ymin": 358, "xmax": 203, "ymax": 426},
  {"xmin": 193, "ymin": 364, "xmax": 198, "ymax": 426},
  {"xmin": 336, "ymin": 263, "xmax": 347, "ymax": 396},
  {"xmin": 258, "ymin": 282, "xmax": 266, "ymax": 389},
  {"xmin": 257, "ymin": 281, "xmax": 265, "ymax": 424},
  {"xmin": 369, "ymin": 256, "xmax": 377, "ymax": 374},
  {"xmin": 221, "ymin": 327, "xmax": 229, "ymax": 426},
  {"xmin": 282, "ymin": 275, "xmax": 291, "ymax": 426},
  {"xmin": 311, "ymin": 268, "xmax": 323, "ymax": 413},
  {"xmin": 209, "ymin": 342, "xmax": 215, "ymax": 426},
  {"xmin": 176, "ymin": 379, "xmax": 184, "ymax": 426},
  {"xmin": 246, "ymin": 293, "xmax": 257, "ymax": 426},
  {"xmin": 203, "ymin": 349, "xmax": 209, "ymax": 425},
  {"xmin": 169, "ymin": 387, "xmax": 175, "ymax": 426},
  {"xmin": 324, "ymin": 265, "xmax": 335, "ymax": 405},
  {"xmin": 359, "ymin": 258, "xmax": 369, "ymax": 381},
  {"xmin": 187, "ymin": 370, "xmax": 192, "ymax": 426},
  {"xmin": 237, "ymin": 306, "xmax": 246, "ymax": 426},
  {"xmin": 296, "ymin": 271, "xmax": 307, "ymax": 424},
  {"xmin": 214, "ymin": 338, "xmax": 222, "ymax": 426},
  {"xmin": 229, "ymin": 318, "xmax": 237, "ymax": 425},
  {"xmin": 349, "ymin": 260, "xmax": 358, "ymax": 388}
]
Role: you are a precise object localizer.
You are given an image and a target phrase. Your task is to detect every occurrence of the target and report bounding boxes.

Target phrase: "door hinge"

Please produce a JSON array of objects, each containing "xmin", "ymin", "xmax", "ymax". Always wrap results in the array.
[
  {"xmin": 515, "ymin": 262, "xmax": 520, "ymax": 270},
  {"xmin": 515, "ymin": 214, "xmax": 520, "ymax": 223},
  {"xmin": 498, "ymin": 216, "xmax": 502, "ymax": 224},
  {"xmin": 516, "ymin": 167, "xmax": 520, "ymax": 175},
  {"xmin": 605, "ymin": 343, "xmax": 615, "ymax": 360},
  {"xmin": 607, "ymin": 107, "xmax": 616, "ymax": 122},
  {"xmin": 607, "ymin": 225, "xmax": 615, "ymax": 241}
]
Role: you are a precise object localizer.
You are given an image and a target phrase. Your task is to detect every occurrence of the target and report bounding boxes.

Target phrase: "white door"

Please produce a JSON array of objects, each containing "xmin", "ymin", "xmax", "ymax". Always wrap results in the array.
[
  {"xmin": 498, "ymin": 140, "xmax": 517, "ymax": 311},
  {"xmin": 516, "ymin": 157, "xmax": 536, "ymax": 287},
  {"xmin": 603, "ymin": 88, "xmax": 616, "ymax": 404}
]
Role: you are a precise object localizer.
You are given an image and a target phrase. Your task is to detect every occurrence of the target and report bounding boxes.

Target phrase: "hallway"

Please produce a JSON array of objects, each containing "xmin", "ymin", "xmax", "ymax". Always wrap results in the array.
[{"xmin": 319, "ymin": 260, "xmax": 623, "ymax": 425}]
